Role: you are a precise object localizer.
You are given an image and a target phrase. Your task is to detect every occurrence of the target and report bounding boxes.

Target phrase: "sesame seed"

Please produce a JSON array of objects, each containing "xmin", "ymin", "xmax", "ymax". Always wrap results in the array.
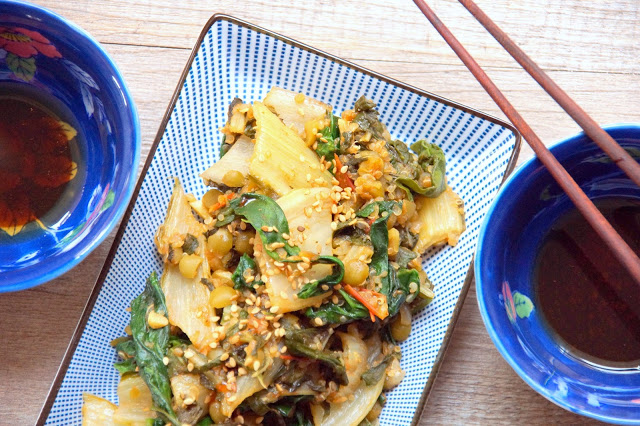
[
  {"xmin": 314, "ymin": 318, "xmax": 324, "ymax": 326},
  {"xmin": 270, "ymin": 306, "xmax": 280, "ymax": 314},
  {"xmin": 187, "ymin": 362, "xmax": 194, "ymax": 372},
  {"xmin": 162, "ymin": 357, "xmax": 169, "ymax": 365},
  {"xmin": 330, "ymin": 222, "xmax": 337, "ymax": 230},
  {"xmin": 280, "ymin": 346, "xmax": 288, "ymax": 353},
  {"xmin": 253, "ymin": 360, "xmax": 261, "ymax": 370},
  {"xmin": 220, "ymin": 352, "xmax": 230, "ymax": 361},
  {"xmin": 184, "ymin": 349, "xmax": 195, "ymax": 359},
  {"xmin": 228, "ymin": 396, "xmax": 237, "ymax": 402}
]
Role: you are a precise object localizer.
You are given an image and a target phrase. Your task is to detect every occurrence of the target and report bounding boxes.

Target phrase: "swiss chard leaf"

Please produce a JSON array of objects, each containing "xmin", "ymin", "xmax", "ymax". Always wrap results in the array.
[
  {"xmin": 396, "ymin": 140, "xmax": 446, "ymax": 198},
  {"xmin": 273, "ymin": 395, "xmax": 312, "ymax": 418},
  {"xmin": 297, "ymin": 256, "xmax": 345, "ymax": 299},
  {"xmin": 356, "ymin": 202, "xmax": 418, "ymax": 316},
  {"xmin": 233, "ymin": 193, "xmax": 300, "ymax": 260},
  {"xmin": 356, "ymin": 201, "xmax": 398, "ymax": 291},
  {"xmin": 387, "ymin": 268, "xmax": 420, "ymax": 316},
  {"xmin": 395, "ymin": 247, "xmax": 417, "ymax": 269},
  {"xmin": 195, "ymin": 417, "xmax": 214, "ymax": 426},
  {"xmin": 305, "ymin": 289, "xmax": 369, "ymax": 324},
  {"xmin": 353, "ymin": 96, "xmax": 385, "ymax": 139},
  {"xmin": 290, "ymin": 410, "xmax": 313, "ymax": 426},
  {"xmin": 114, "ymin": 337, "xmax": 136, "ymax": 358},
  {"xmin": 361, "ymin": 355, "xmax": 394, "ymax": 386},
  {"xmin": 113, "ymin": 337, "xmax": 137, "ymax": 374},
  {"xmin": 130, "ymin": 272, "xmax": 179, "ymax": 425},
  {"xmin": 315, "ymin": 114, "xmax": 340, "ymax": 163},
  {"xmin": 182, "ymin": 233, "xmax": 199, "ymax": 255},
  {"xmin": 114, "ymin": 358, "xmax": 137, "ymax": 375},
  {"xmin": 284, "ymin": 328, "xmax": 347, "ymax": 385},
  {"xmin": 232, "ymin": 254, "xmax": 264, "ymax": 290}
]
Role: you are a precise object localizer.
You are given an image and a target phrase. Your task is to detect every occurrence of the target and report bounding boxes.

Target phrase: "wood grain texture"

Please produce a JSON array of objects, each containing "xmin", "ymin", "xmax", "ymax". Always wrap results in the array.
[{"xmin": 0, "ymin": 0, "xmax": 637, "ymax": 424}]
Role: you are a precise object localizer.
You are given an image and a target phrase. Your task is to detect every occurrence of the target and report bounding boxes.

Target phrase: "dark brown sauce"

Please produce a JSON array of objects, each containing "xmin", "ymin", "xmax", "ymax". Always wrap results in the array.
[
  {"xmin": 0, "ymin": 97, "xmax": 76, "ymax": 233},
  {"xmin": 536, "ymin": 198, "xmax": 640, "ymax": 367}
]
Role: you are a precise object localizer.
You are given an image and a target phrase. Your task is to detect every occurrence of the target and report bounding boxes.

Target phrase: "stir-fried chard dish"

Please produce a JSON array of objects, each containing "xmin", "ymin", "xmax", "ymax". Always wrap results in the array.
[{"xmin": 82, "ymin": 88, "xmax": 466, "ymax": 426}]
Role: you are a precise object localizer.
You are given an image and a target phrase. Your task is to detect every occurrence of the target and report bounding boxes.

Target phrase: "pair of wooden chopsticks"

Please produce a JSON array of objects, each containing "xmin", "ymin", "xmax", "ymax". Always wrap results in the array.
[{"xmin": 412, "ymin": 0, "xmax": 640, "ymax": 284}]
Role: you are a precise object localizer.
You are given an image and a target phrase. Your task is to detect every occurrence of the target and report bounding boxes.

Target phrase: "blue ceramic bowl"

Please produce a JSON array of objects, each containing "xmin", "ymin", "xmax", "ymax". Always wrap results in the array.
[
  {"xmin": 0, "ymin": 1, "xmax": 139, "ymax": 292},
  {"xmin": 476, "ymin": 124, "xmax": 640, "ymax": 424}
]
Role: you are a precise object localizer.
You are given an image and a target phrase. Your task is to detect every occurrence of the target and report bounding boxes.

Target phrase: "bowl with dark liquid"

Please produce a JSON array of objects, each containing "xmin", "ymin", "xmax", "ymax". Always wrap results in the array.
[
  {"xmin": 476, "ymin": 124, "xmax": 640, "ymax": 424},
  {"xmin": 0, "ymin": 1, "xmax": 139, "ymax": 291}
]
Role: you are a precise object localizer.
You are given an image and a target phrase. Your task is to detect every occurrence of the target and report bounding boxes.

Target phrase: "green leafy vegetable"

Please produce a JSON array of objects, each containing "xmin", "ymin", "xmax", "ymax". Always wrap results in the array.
[
  {"xmin": 219, "ymin": 136, "xmax": 231, "ymax": 158},
  {"xmin": 398, "ymin": 227, "xmax": 418, "ymax": 250},
  {"xmin": 353, "ymin": 96, "xmax": 385, "ymax": 139},
  {"xmin": 226, "ymin": 193, "xmax": 300, "ymax": 260},
  {"xmin": 356, "ymin": 201, "xmax": 397, "ymax": 288},
  {"xmin": 356, "ymin": 202, "xmax": 422, "ymax": 315},
  {"xmin": 195, "ymin": 417, "xmax": 214, "ymax": 426},
  {"xmin": 276, "ymin": 396, "xmax": 312, "ymax": 418},
  {"xmin": 305, "ymin": 289, "xmax": 369, "ymax": 324},
  {"xmin": 387, "ymin": 139, "xmax": 414, "ymax": 166},
  {"xmin": 378, "ymin": 393, "xmax": 386, "ymax": 406},
  {"xmin": 129, "ymin": 272, "xmax": 179, "ymax": 425},
  {"xmin": 315, "ymin": 114, "xmax": 340, "ymax": 163},
  {"xmin": 291, "ymin": 410, "xmax": 314, "ymax": 426},
  {"xmin": 395, "ymin": 247, "xmax": 417, "ymax": 268},
  {"xmin": 387, "ymin": 268, "xmax": 420, "ymax": 316},
  {"xmin": 182, "ymin": 233, "xmax": 199, "ymax": 255},
  {"xmin": 396, "ymin": 140, "xmax": 446, "ymax": 198},
  {"xmin": 297, "ymin": 256, "xmax": 345, "ymax": 299},
  {"xmin": 113, "ymin": 337, "xmax": 137, "ymax": 374},
  {"xmin": 232, "ymin": 254, "xmax": 264, "ymax": 290},
  {"xmin": 284, "ymin": 329, "xmax": 347, "ymax": 385},
  {"xmin": 114, "ymin": 358, "xmax": 137, "ymax": 375}
]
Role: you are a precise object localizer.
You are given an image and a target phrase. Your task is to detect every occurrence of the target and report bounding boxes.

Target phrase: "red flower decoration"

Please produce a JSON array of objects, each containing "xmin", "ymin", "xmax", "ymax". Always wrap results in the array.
[{"xmin": 0, "ymin": 26, "xmax": 61, "ymax": 59}]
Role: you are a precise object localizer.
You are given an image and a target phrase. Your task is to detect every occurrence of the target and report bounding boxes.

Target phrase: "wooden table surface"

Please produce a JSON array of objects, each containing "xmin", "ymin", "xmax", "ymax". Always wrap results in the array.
[{"xmin": 1, "ymin": 0, "xmax": 638, "ymax": 424}]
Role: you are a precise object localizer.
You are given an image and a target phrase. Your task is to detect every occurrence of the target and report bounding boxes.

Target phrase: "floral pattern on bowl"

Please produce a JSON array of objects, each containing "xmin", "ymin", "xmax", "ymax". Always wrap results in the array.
[{"xmin": 0, "ymin": 26, "xmax": 61, "ymax": 81}]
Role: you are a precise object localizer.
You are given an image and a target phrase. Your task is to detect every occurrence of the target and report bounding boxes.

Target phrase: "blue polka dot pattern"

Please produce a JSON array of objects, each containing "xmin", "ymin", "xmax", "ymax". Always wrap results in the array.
[{"xmin": 45, "ymin": 16, "xmax": 518, "ymax": 425}]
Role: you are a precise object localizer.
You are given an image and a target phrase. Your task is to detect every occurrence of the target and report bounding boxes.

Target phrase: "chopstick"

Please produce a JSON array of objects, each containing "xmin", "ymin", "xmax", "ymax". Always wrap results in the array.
[
  {"xmin": 411, "ymin": 0, "xmax": 640, "ymax": 285},
  {"xmin": 457, "ymin": 0, "xmax": 640, "ymax": 188}
]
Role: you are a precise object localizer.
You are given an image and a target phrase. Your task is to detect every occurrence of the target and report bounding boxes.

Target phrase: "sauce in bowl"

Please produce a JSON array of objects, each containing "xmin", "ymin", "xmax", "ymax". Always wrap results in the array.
[
  {"xmin": 535, "ymin": 197, "xmax": 640, "ymax": 368},
  {"xmin": 0, "ymin": 96, "xmax": 78, "ymax": 236}
]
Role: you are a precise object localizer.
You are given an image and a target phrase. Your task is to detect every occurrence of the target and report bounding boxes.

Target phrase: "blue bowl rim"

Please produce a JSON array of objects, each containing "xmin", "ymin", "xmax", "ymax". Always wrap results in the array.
[
  {"xmin": 0, "ymin": 0, "xmax": 141, "ymax": 292},
  {"xmin": 475, "ymin": 123, "xmax": 640, "ymax": 424},
  {"xmin": 34, "ymin": 13, "xmax": 523, "ymax": 426}
]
